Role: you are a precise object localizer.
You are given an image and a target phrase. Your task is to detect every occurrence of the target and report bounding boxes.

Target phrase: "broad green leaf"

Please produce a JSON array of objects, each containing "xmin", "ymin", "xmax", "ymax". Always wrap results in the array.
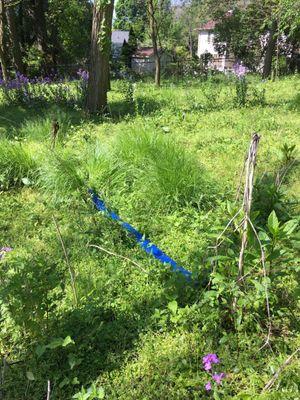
[
  {"xmin": 258, "ymin": 230, "xmax": 270, "ymax": 242},
  {"xmin": 267, "ymin": 211, "xmax": 279, "ymax": 235},
  {"xmin": 21, "ymin": 177, "xmax": 31, "ymax": 186},
  {"xmin": 26, "ymin": 371, "xmax": 35, "ymax": 381},
  {"xmin": 282, "ymin": 219, "xmax": 298, "ymax": 236},
  {"xmin": 167, "ymin": 300, "xmax": 178, "ymax": 315},
  {"xmin": 47, "ymin": 336, "xmax": 74, "ymax": 349},
  {"xmin": 62, "ymin": 335, "xmax": 75, "ymax": 347},
  {"xmin": 47, "ymin": 338, "xmax": 64, "ymax": 349}
]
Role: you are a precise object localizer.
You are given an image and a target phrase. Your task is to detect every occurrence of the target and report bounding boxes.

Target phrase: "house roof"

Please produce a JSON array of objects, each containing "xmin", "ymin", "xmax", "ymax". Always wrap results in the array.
[
  {"xmin": 111, "ymin": 30, "xmax": 129, "ymax": 44},
  {"xmin": 133, "ymin": 47, "xmax": 156, "ymax": 58},
  {"xmin": 198, "ymin": 19, "xmax": 217, "ymax": 31},
  {"xmin": 197, "ymin": 11, "xmax": 233, "ymax": 31}
]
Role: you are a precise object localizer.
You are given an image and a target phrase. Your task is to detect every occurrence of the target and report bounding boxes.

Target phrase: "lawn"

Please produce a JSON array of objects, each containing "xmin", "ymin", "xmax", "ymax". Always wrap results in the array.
[{"xmin": 0, "ymin": 75, "xmax": 299, "ymax": 399}]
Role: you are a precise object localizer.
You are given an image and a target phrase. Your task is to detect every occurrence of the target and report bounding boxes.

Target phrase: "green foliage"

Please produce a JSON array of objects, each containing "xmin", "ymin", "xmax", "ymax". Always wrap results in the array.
[
  {"xmin": 73, "ymin": 384, "xmax": 105, "ymax": 400},
  {"xmin": 114, "ymin": 0, "xmax": 148, "ymax": 41},
  {"xmin": 0, "ymin": 252, "xmax": 64, "ymax": 334},
  {"xmin": 0, "ymin": 76, "xmax": 299, "ymax": 399},
  {"xmin": 235, "ymin": 77, "xmax": 248, "ymax": 107},
  {"xmin": 48, "ymin": 0, "xmax": 92, "ymax": 64}
]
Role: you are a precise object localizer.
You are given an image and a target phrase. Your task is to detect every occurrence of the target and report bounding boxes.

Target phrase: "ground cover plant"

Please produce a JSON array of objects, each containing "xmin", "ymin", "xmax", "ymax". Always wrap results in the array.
[{"xmin": 0, "ymin": 74, "xmax": 299, "ymax": 399}]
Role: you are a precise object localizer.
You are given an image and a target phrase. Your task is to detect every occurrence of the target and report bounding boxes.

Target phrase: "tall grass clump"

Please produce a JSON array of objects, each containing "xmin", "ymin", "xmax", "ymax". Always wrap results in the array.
[
  {"xmin": 38, "ymin": 149, "xmax": 84, "ymax": 203},
  {"xmin": 109, "ymin": 131, "xmax": 216, "ymax": 211},
  {"xmin": 85, "ymin": 142, "xmax": 132, "ymax": 197},
  {"xmin": 0, "ymin": 140, "xmax": 37, "ymax": 189},
  {"xmin": 16, "ymin": 110, "xmax": 71, "ymax": 142}
]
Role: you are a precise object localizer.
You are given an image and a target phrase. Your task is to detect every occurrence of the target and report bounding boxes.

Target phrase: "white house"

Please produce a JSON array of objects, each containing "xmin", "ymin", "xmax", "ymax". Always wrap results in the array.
[
  {"xmin": 197, "ymin": 19, "xmax": 234, "ymax": 72},
  {"xmin": 111, "ymin": 30, "xmax": 130, "ymax": 59}
]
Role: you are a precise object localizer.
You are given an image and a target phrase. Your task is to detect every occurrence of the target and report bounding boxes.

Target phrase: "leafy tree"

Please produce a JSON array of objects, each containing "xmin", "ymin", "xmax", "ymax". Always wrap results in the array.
[
  {"xmin": 174, "ymin": 0, "xmax": 213, "ymax": 58},
  {"xmin": 47, "ymin": 0, "xmax": 92, "ymax": 65},
  {"xmin": 201, "ymin": 0, "xmax": 299, "ymax": 77},
  {"xmin": 0, "ymin": 0, "xmax": 92, "ymax": 76},
  {"xmin": 114, "ymin": 0, "xmax": 148, "ymax": 42},
  {"xmin": 119, "ymin": 27, "xmax": 137, "ymax": 68},
  {"xmin": 147, "ymin": 0, "xmax": 173, "ymax": 86}
]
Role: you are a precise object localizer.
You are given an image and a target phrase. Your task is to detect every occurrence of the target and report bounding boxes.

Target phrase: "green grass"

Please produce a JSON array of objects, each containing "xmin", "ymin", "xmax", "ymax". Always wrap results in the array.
[
  {"xmin": 0, "ymin": 75, "xmax": 299, "ymax": 400},
  {"xmin": 0, "ymin": 139, "xmax": 38, "ymax": 189}
]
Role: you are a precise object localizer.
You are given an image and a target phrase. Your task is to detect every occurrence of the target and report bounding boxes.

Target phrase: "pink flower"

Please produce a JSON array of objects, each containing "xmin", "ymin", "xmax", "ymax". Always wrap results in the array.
[
  {"xmin": 205, "ymin": 381, "xmax": 212, "ymax": 391},
  {"xmin": 233, "ymin": 62, "xmax": 247, "ymax": 78},
  {"xmin": 202, "ymin": 353, "xmax": 219, "ymax": 370},
  {"xmin": 212, "ymin": 373, "xmax": 226, "ymax": 384},
  {"xmin": 204, "ymin": 362, "xmax": 212, "ymax": 371}
]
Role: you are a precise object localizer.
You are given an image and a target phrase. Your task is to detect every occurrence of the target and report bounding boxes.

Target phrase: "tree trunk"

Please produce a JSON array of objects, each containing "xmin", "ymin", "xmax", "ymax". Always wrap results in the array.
[
  {"xmin": 262, "ymin": 21, "xmax": 277, "ymax": 79},
  {"xmin": 86, "ymin": 0, "xmax": 114, "ymax": 113},
  {"xmin": 34, "ymin": 0, "xmax": 49, "ymax": 56},
  {"xmin": 0, "ymin": 0, "xmax": 9, "ymax": 81},
  {"xmin": 148, "ymin": 0, "xmax": 161, "ymax": 87},
  {"xmin": 48, "ymin": 18, "xmax": 61, "ymax": 68},
  {"xmin": 188, "ymin": 26, "xmax": 193, "ymax": 58},
  {"xmin": 5, "ymin": 0, "xmax": 24, "ymax": 73},
  {"xmin": 104, "ymin": 1, "xmax": 114, "ymax": 93},
  {"xmin": 26, "ymin": 0, "xmax": 50, "ymax": 66}
]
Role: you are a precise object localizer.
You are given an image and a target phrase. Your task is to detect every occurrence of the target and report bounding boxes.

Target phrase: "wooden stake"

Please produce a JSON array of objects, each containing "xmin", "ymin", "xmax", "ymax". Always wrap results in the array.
[
  {"xmin": 46, "ymin": 380, "xmax": 51, "ymax": 400},
  {"xmin": 238, "ymin": 133, "xmax": 260, "ymax": 281}
]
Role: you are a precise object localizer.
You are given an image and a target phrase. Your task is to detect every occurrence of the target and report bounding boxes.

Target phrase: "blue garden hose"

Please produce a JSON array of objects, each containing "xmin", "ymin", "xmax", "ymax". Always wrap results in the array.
[{"xmin": 89, "ymin": 189, "xmax": 192, "ymax": 279}]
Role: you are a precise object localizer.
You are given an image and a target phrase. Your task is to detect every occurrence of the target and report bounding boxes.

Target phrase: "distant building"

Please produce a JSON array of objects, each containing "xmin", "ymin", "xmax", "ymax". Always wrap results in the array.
[
  {"xmin": 111, "ymin": 30, "xmax": 130, "ymax": 59},
  {"xmin": 197, "ymin": 19, "xmax": 234, "ymax": 72},
  {"xmin": 131, "ymin": 47, "xmax": 172, "ymax": 75}
]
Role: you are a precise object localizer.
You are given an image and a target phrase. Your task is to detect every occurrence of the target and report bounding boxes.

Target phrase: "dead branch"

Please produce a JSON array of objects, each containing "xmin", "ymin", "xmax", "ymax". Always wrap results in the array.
[
  {"xmin": 46, "ymin": 380, "xmax": 51, "ymax": 400},
  {"xmin": 238, "ymin": 133, "xmax": 260, "ymax": 280},
  {"xmin": 213, "ymin": 207, "xmax": 243, "ymax": 249},
  {"xmin": 235, "ymin": 154, "xmax": 247, "ymax": 202},
  {"xmin": 262, "ymin": 348, "xmax": 300, "ymax": 392},
  {"xmin": 89, "ymin": 244, "xmax": 149, "ymax": 274}
]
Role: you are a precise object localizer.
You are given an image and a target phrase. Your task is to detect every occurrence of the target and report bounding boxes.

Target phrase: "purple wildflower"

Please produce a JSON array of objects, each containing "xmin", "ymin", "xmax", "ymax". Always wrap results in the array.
[
  {"xmin": 205, "ymin": 381, "xmax": 212, "ymax": 391},
  {"xmin": 0, "ymin": 247, "xmax": 12, "ymax": 260},
  {"xmin": 233, "ymin": 62, "xmax": 247, "ymax": 78},
  {"xmin": 42, "ymin": 77, "xmax": 52, "ymax": 84},
  {"xmin": 77, "ymin": 69, "xmax": 89, "ymax": 82},
  {"xmin": 203, "ymin": 353, "xmax": 220, "ymax": 371},
  {"xmin": 212, "ymin": 373, "xmax": 226, "ymax": 385}
]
